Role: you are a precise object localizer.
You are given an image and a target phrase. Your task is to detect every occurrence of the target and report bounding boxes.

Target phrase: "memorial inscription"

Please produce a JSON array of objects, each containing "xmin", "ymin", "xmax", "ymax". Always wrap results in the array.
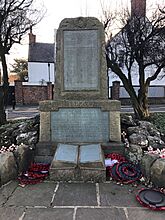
[
  {"xmin": 51, "ymin": 108, "xmax": 109, "ymax": 143},
  {"xmin": 64, "ymin": 30, "xmax": 99, "ymax": 90}
]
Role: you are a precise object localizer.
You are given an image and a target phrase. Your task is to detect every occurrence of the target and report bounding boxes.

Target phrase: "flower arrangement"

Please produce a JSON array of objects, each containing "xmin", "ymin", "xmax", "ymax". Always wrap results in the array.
[
  {"xmin": 0, "ymin": 143, "xmax": 24, "ymax": 154},
  {"xmin": 145, "ymin": 146, "xmax": 165, "ymax": 159}
]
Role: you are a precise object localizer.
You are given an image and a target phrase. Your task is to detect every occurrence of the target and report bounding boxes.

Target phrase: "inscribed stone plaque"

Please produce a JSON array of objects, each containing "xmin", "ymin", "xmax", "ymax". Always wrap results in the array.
[
  {"xmin": 64, "ymin": 30, "xmax": 99, "ymax": 90},
  {"xmin": 80, "ymin": 144, "xmax": 102, "ymax": 163},
  {"xmin": 54, "ymin": 144, "xmax": 78, "ymax": 164},
  {"xmin": 51, "ymin": 108, "xmax": 109, "ymax": 143}
]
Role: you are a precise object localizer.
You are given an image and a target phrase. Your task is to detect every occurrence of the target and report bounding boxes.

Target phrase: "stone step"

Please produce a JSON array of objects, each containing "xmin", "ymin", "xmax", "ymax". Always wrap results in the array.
[
  {"xmin": 35, "ymin": 142, "xmax": 56, "ymax": 156},
  {"xmin": 34, "ymin": 155, "xmax": 53, "ymax": 164},
  {"xmin": 102, "ymin": 142, "xmax": 125, "ymax": 155}
]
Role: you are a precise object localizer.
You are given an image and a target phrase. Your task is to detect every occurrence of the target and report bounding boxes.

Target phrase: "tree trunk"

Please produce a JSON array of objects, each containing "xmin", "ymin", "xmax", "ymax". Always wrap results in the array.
[
  {"xmin": 0, "ymin": 53, "xmax": 8, "ymax": 125},
  {"xmin": 0, "ymin": 88, "xmax": 6, "ymax": 125},
  {"xmin": 1, "ymin": 53, "xmax": 9, "ymax": 107}
]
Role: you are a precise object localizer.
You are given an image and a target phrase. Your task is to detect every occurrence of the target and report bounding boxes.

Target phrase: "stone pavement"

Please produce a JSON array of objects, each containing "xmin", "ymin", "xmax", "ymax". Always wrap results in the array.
[{"xmin": 0, "ymin": 181, "xmax": 164, "ymax": 220}]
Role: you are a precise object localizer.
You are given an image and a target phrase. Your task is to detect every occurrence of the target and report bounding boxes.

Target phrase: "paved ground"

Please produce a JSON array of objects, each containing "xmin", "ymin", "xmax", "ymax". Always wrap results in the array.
[
  {"xmin": 121, "ymin": 105, "xmax": 165, "ymax": 113},
  {"xmin": 6, "ymin": 106, "xmax": 39, "ymax": 120},
  {"xmin": 0, "ymin": 180, "xmax": 164, "ymax": 220}
]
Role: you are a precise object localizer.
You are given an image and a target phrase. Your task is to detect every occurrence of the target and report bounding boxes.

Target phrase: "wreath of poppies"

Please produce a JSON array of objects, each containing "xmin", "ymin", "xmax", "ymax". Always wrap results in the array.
[
  {"xmin": 105, "ymin": 153, "xmax": 142, "ymax": 184},
  {"xmin": 18, "ymin": 163, "xmax": 50, "ymax": 185},
  {"xmin": 136, "ymin": 188, "xmax": 165, "ymax": 211}
]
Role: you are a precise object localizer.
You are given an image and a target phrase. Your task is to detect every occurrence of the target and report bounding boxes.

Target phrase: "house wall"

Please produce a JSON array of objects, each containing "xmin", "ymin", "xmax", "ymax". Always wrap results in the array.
[{"xmin": 28, "ymin": 62, "xmax": 55, "ymax": 84}]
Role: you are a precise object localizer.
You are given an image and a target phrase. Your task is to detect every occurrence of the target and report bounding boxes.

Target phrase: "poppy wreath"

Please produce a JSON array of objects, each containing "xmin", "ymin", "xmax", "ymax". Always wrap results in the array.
[
  {"xmin": 105, "ymin": 153, "xmax": 127, "ymax": 162},
  {"xmin": 105, "ymin": 153, "xmax": 127, "ymax": 178},
  {"xmin": 116, "ymin": 162, "xmax": 142, "ymax": 183},
  {"xmin": 110, "ymin": 163, "xmax": 123, "ymax": 182},
  {"xmin": 110, "ymin": 161, "xmax": 142, "ymax": 184},
  {"xmin": 136, "ymin": 188, "xmax": 165, "ymax": 211},
  {"xmin": 18, "ymin": 163, "xmax": 50, "ymax": 185}
]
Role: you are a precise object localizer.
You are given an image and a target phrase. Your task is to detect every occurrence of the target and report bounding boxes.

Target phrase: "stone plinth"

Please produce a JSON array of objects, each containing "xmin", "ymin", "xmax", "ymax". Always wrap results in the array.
[{"xmin": 39, "ymin": 99, "xmax": 121, "ymax": 143}]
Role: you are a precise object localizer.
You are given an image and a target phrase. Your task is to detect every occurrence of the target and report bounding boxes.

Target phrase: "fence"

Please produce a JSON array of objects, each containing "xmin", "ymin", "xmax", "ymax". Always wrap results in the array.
[
  {"xmin": 14, "ymin": 81, "xmax": 53, "ymax": 105},
  {"xmin": 110, "ymin": 82, "xmax": 165, "ymax": 105}
]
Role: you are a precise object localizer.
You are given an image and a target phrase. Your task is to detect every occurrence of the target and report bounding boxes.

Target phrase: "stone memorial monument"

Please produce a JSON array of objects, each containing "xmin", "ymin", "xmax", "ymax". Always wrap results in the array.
[{"xmin": 37, "ymin": 17, "xmax": 121, "ymax": 182}]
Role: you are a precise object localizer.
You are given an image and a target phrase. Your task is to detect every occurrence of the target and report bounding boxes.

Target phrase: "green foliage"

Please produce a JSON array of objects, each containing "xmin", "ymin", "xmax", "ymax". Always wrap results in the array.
[
  {"xmin": 148, "ymin": 113, "xmax": 165, "ymax": 134},
  {"xmin": 10, "ymin": 58, "xmax": 28, "ymax": 81}
]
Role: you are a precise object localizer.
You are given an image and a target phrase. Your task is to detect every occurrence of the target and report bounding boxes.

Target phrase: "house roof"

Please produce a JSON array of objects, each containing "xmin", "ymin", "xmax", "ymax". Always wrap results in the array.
[{"xmin": 28, "ymin": 43, "xmax": 55, "ymax": 63}]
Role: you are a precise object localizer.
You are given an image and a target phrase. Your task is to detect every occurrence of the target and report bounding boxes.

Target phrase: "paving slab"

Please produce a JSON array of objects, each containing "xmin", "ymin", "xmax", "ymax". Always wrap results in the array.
[
  {"xmin": 0, "ymin": 207, "xmax": 25, "ymax": 220},
  {"xmin": 6, "ymin": 182, "xmax": 56, "ymax": 207},
  {"xmin": 99, "ymin": 182, "xmax": 142, "ymax": 207},
  {"xmin": 0, "ymin": 181, "xmax": 18, "ymax": 206},
  {"xmin": 126, "ymin": 208, "xmax": 165, "ymax": 220},
  {"xmin": 24, "ymin": 208, "xmax": 74, "ymax": 220},
  {"xmin": 52, "ymin": 183, "xmax": 97, "ymax": 206},
  {"xmin": 76, "ymin": 207, "xmax": 127, "ymax": 220}
]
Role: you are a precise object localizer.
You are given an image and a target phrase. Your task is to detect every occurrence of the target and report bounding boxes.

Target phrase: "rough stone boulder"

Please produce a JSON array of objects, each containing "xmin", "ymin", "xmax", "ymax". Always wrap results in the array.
[
  {"xmin": 127, "ymin": 126, "xmax": 149, "ymax": 136},
  {"xmin": 13, "ymin": 144, "xmax": 34, "ymax": 173},
  {"xmin": 121, "ymin": 115, "xmax": 137, "ymax": 127},
  {"xmin": 125, "ymin": 144, "xmax": 143, "ymax": 164},
  {"xmin": 0, "ymin": 115, "xmax": 40, "ymax": 148},
  {"xmin": 147, "ymin": 136, "xmax": 164, "ymax": 149},
  {"xmin": 16, "ymin": 131, "xmax": 38, "ymax": 145},
  {"xmin": 0, "ymin": 152, "xmax": 17, "ymax": 186},
  {"xmin": 129, "ymin": 133, "xmax": 148, "ymax": 147},
  {"xmin": 140, "ymin": 154, "xmax": 159, "ymax": 179},
  {"xmin": 150, "ymin": 158, "xmax": 165, "ymax": 188}
]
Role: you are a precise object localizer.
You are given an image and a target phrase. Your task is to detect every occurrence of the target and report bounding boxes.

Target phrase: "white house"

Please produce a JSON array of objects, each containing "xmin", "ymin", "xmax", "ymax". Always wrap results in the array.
[
  {"xmin": 28, "ymin": 28, "xmax": 55, "ymax": 84},
  {"xmin": 108, "ymin": 0, "xmax": 165, "ymax": 98}
]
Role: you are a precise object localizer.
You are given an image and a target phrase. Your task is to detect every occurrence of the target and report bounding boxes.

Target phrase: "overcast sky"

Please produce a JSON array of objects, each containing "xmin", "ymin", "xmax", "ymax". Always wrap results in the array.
[{"xmin": 7, "ymin": 0, "xmax": 164, "ymax": 68}]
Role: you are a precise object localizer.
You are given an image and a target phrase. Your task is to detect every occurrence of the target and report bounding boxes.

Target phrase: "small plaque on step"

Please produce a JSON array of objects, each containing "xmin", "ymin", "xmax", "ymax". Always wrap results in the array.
[
  {"xmin": 51, "ymin": 143, "xmax": 78, "ymax": 167},
  {"xmin": 79, "ymin": 144, "xmax": 106, "ymax": 182},
  {"xmin": 50, "ymin": 143, "xmax": 106, "ymax": 182}
]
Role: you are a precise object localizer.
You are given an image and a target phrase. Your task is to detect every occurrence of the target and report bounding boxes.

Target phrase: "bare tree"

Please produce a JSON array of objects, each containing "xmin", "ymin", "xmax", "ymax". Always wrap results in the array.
[
  {"xmin": 106, "ymin": 7, "xmax": 165, "ymax": 119},
  {"xmin": 0, "ymin": 0, "xmax": 44, "ymax": 125}
]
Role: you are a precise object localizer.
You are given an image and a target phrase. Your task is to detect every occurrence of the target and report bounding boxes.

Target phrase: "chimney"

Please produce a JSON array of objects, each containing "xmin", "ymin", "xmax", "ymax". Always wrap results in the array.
[
  {"xmin": 28, "ymin": 26, "xmax": 36, "ymax": 44},
  {"xmin": 131, "ymin": 0, "xmax": 146, "ymax": 17}
]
